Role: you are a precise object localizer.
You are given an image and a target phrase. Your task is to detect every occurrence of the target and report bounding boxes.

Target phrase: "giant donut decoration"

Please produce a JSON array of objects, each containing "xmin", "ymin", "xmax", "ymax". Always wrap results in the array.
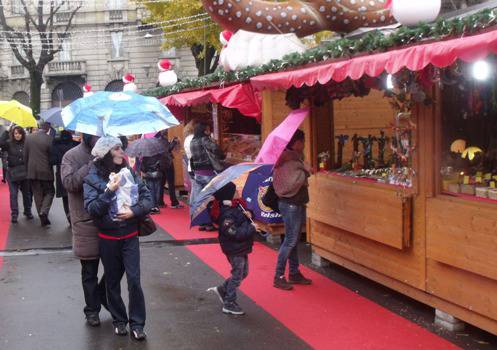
[{"xmin": 202, "ymin": 0, "xmax": 396, "ymax": 37}]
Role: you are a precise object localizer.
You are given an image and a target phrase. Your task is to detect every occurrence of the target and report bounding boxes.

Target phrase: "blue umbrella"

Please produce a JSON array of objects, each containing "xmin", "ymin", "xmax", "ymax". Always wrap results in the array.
[
  {"xmin": 61, "ymin": 91, "xmax": 179, "ymax": 136},
  {"xmin": 190, "ymin": 163, "xmax": 282, "ymax": 227},
  {"xmin": 40, "ymin": 107, "xmax": 64, "ymax": 127}
]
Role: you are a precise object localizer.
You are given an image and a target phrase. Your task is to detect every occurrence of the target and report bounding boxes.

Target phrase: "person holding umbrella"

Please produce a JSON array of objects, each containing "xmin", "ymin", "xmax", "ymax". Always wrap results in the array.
[
  {"xmin": 190, "ymin": 122, "xmax": 226, "ymax": 231},
  {"xmin": 125, "ymin": 137, "xmax": 166, "ymax": 214},
  {"xmin": 272, "ymin": 129, "xmax": 313, "ymax": 290},
  {"xmin": 0, "ymin": 125, "xmax": 33, "ymax": 223},
  {"xmin": 84, "ymin": 136, "xmax": 152, "ymax": 340}
]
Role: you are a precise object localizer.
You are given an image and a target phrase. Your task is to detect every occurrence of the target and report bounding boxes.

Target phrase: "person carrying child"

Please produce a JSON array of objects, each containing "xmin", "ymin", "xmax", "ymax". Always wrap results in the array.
[{"xmin": 207, "ymin": 182, "xmax": 258, "ymax": 315}]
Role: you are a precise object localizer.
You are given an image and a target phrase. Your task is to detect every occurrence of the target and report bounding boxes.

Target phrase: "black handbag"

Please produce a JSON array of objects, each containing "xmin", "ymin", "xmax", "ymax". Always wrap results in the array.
[
  {"xmin": 8, "ymin": 165, "xmax": 27, "ymax": 182},
  {"xmin": 262, "ymin": 183, "xmax": 280, "ymax": 213},
  {"xmin": 138, "ymin": 215, "xmax": 157, "ymax": 237}
]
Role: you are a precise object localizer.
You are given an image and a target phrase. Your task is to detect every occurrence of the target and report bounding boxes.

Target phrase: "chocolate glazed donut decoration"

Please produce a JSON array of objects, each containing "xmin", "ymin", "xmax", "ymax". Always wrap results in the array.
[{"xmin": 201, "ymin": 0, "xmax": 396, "ymax": 37}]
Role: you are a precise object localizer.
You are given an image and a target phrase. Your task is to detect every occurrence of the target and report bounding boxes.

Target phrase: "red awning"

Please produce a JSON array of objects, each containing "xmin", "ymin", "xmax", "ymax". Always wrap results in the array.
[
  {"xmin": 161, "ymin": 83, "xmax": 262, "ymax": 122},
  {"xmin": 250, "ymin": 28, "xmax": 497, "ymax": 91}
]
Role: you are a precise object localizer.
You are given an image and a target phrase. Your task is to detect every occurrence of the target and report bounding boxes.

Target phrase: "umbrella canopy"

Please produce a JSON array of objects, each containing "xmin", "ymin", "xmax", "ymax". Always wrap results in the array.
[
  {"xmin": 0, "ymin": 100, "xmax": 37, "ymax": 128},
  {"xmin": 40, "ymin": 107, "xmax": 64, "ymax": 127},
  {"xmin": 125, "ymin": 138, "xmax": 166, "ymax": 158},
  {"xmin": 190, "ymin": 163, "xmax": 282, "ymax": 227},
  {"xmin": 61, "ymin": 91, "xmax": 179, "ymax": 136},
  {"xmin": 255, "ymin": 107, "xmax": 309, "ymax": 164}
]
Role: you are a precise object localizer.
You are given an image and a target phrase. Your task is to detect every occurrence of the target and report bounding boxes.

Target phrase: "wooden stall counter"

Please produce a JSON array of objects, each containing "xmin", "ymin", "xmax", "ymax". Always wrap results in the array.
[{"xmin": 309, "ymin": 171, "xmax": 412, "ymax": 250}]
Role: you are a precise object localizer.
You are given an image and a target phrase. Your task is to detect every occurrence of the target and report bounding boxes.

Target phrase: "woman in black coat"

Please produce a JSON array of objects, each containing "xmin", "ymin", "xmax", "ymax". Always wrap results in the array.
[
  {"xmin": 0, "ymin": 126, "xmax": 33, "ymax": 223},
  {"xmin": 51, "ymin": 130, "xmax": 78, "ymax": 224},
  {"xmin": 83, "ymin": 136, "xmax": 152, "ymax": 341}
]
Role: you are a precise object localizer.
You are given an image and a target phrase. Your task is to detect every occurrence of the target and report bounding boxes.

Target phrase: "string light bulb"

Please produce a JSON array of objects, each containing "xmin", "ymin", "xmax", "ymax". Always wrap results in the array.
[
  {"xmin": 472, "ymin": 60, "xmax": 491, "ymax": 81},
  {"xmin": 386, "ymin": 74, "xmax": 394, "ymax": 90}
]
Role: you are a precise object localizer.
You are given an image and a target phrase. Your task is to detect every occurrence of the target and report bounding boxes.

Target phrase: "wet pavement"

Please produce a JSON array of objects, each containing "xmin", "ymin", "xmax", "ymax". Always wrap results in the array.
[{"xmin": 0, "ymin": 199, "xmax": 497, "ymax": 349}]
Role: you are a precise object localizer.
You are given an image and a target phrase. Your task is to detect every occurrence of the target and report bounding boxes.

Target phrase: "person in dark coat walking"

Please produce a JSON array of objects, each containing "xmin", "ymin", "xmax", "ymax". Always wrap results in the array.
[
  {"xmin": 207, "ymin": 183, "xmax": 257, "ymax": 315},
  {"xmin": 140, "ymin": 153, "xmax": 162, "ymax": 214},
  {"xmin": 52, "ymin": 130, "xmax": 78, "ymax": 224},
  {"xmin": 0, "ymin": 126, "xmax": 33, "ymax": 223},
  {"xmin": 61, "ymin": 133, "xmax": 107, "ymax": 327},
  {"xmin": 155, "ymin": 130, "xmax": 183, "ymax": 209},
  {"xmin": 84, "ymin": 136, "xmax": 152, "ymax": 340},
  {"xmin": 24, "ymin": 122, "xmax": 55, "ymax": 226}
]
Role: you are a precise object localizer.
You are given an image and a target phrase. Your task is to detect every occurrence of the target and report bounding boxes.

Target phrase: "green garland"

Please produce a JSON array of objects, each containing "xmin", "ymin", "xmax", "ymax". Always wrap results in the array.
[{"xmin": 144, "ymin": 7, "xmax": 497, "ymax": 98}]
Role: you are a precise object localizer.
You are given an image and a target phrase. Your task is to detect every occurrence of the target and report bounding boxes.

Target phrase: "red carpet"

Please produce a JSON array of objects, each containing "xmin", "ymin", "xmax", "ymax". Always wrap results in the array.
[
  {"xmin": 0, "ymin": 183, "xmax": 11, "ymax": 271},
  {"xmin": 155, "ymin": 201, "xmax": 460, "ymax": 350}
]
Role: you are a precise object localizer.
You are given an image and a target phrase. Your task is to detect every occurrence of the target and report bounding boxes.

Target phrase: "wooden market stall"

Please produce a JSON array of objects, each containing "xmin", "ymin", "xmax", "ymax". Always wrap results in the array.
[{"xmin": 250, "ymin": 25, "xmax": 497, "ymax": 335}]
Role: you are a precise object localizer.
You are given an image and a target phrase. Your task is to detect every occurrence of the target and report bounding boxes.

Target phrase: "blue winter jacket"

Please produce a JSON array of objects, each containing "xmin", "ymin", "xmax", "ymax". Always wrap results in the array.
[
  {"xmin": 218, "ymin": 205, "xmax": 256, "ymax": 257},
  {"xmin": 83, "ymin": 165, "xmax": 152, "ymax": 239}
]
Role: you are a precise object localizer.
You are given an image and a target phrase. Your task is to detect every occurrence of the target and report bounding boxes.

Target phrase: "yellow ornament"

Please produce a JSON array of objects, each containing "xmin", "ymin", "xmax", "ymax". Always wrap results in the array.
[
  {"xmin": 450, "ymin": 139, "xmax": 466, "ymax": 153},
  {"xmin": 461, "ymin": 147, "xmax": 483, "ymax": 161}
]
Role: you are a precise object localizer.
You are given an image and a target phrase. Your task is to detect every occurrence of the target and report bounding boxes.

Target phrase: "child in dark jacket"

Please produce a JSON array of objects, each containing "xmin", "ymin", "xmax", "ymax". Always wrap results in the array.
[{"xmin": 207, "ymin": 183, "xmax": 258, "ymax": 315}]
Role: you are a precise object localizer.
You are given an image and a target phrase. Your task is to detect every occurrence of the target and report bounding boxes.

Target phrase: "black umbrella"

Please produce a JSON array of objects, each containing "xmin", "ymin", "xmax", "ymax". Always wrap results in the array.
[{"xmin": 125, "ymin": 138, "xmax": 166, "ymax": 158}]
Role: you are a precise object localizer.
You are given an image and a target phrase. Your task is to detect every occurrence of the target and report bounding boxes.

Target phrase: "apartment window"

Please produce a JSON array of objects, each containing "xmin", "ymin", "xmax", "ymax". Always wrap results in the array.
[
  {"xmin": 11, "ymin": 0, "xmax": 23, "ymax": 15},
  {"xmin": 111, "ymin": 31, "xmax": 124, "ymax": 59},
  {"xmin": 107, "ymin": 0, "xmax": 126, "ymax": 10},
  {"xmin": 58, "ymin": 37, "xmax": 72, "ymax": 61},
  {"xmin": 55, "ymin": 0, "xmax": 71, "ymax": 12}
]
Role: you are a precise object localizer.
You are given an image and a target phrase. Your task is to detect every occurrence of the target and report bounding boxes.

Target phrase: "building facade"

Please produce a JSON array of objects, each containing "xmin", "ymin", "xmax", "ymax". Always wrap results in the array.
[{"xmin": 0, "ymin": 0, "xmax": 199, "ymax": 111}]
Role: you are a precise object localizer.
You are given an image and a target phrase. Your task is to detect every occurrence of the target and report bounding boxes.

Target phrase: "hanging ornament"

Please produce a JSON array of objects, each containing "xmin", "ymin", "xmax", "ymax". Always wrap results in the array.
[
  {"xmin": 386, "ymin": 0, "xmax": 441, "ymax": 26},
  {"xmin": 123, "ymin": 73, "xmax": 137, "ymax": 92},
  {"xmin": 158, "ymin": 59, "xmax": 178, "ymax": 87},
  {"xmin": 83, "ymin": 84, "xmax": 93, "ymax": 98}
]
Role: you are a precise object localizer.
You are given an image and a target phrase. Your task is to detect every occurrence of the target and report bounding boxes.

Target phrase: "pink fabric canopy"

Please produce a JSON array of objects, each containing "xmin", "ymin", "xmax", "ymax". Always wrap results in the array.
[
  {"xmin": 160, "ymin": 83, "xmax": 262, "ymax": 122},
  {"xmin": 250, "ymin": 28, "xmax": 497, "ymax": 91}
]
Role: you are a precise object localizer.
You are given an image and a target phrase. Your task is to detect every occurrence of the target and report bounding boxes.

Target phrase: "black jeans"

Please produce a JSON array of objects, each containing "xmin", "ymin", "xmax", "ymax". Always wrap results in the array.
[
  {"xmin": 80, "ymin": 259, "xmax": 107, "ymax": 317},
  {"xmin": 30, "ymin": 179, "xmax": 55, "ymax": 216},
  {"xmin": 223, "ymin": 255, "xmax": 249, "ymax": 304},
  {"xmin": 99, "ymin": 236, "xmax": 146, "ymax": 330},
  {"xmin": 7, "ymin": 178, "xmax": 32, "ymax": 218},
  {"xmin": 160, "ymin": 165, "xmax": 179, "ymax": 206}
]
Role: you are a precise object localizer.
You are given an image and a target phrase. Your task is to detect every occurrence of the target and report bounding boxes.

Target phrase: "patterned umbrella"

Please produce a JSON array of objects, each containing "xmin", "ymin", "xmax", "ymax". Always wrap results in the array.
[
  {"xmin": 61, "ymin": 91, "xmax": 179, "ymax": 136},
  {"xmin": 125, "ymin": 138, "xmax": 166, "ymax": 158},
  {"xmin": 190, "ymin": 163, "xmax": 282, "ymax": 227}
]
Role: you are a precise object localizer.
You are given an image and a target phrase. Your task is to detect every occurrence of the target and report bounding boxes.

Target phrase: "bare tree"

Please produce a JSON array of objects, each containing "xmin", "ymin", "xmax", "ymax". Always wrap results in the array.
[{"xmin": 0, "ymin": 0, "xmax": 81, "ymax": 115}]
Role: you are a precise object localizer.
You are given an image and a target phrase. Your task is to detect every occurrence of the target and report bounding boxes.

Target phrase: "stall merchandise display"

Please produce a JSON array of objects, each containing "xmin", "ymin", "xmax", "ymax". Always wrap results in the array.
[{"xmin": 224, "ymin": 133, "xmax": 261, "ymax": 163}]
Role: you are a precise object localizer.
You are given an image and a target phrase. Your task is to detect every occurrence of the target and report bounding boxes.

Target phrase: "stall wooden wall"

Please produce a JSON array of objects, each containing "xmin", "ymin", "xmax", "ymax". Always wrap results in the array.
[
  {"xmin": 167, "ymin": 124, "xmax": 186, "ymax": 187},
  {"xmin": 334, "ymin": 90, "xmax": 395, "ymax": 164}
]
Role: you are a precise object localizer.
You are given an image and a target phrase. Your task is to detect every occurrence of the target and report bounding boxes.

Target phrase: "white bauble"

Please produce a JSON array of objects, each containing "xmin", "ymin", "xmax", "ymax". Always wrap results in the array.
[
  {"xmin": 123, "ymin": 82, "xmax": 137, "ymax": 92},
  {"xmin": 392, "ymin": 0, "xmax": 441, "ymax": 26},
  {"xmin": 159, "ymin": 71, "xmax": 178, "ymax": 87}
]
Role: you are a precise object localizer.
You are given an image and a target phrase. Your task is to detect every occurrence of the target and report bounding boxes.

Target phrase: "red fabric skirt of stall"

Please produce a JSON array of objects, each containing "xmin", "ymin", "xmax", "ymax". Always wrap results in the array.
[
  {"xmin": 161, "ymin": 83, "xmax": 262, "ymax": 122},
  {"xmin": 250, "ymin": 28, "xmax": 497, "ymax": 91}
]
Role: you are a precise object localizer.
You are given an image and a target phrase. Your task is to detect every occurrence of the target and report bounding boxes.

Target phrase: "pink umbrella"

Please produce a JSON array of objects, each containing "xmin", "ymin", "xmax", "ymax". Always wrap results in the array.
[
  {"xmin": 255, "ymin": 108, "xmax": 310, "ymax": 164},
  {"xmin": 142, "ymin": 132, "xmax": 158, "ymax": 139}
]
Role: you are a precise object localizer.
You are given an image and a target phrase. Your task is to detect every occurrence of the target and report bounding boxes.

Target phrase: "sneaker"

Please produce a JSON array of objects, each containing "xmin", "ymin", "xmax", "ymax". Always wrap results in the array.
[
  {"xmin": 222, "ymin": 302, "xmax": 245, "ymax": 315},
  {"xmin": 86, "ymin": 314, "xmax": 100, "ymax": 327},
  {"xmin": 289, "ymin": 272, "xmax": 312, "ymax": 285},
  {"xmin": 207, "ymin": 286, "xmax": 226, "ymax": 304},
  {"xmin": 11, "ymin": 216, "xmax": 17, "ymax": 224},
  {"xmin": 24, "ymin": 212, "xmax": 34, "ymax": 220},
  {"xmin": 131, "ymin": 328, "xmax": 147, "ymax": 341},
  {"xmin": 273, "ymin": 276, "xmax": 293, "ymax": 290},
  {"xmin": 114, "ymin": 324, "xmax": 128, "ymax": 336},
  {"xmin": 150, "ymin": 207, "xmax": 160, "ymax": 215},
  {"xmin": 171, "ymin": 204, "xmax": 184, "ymax": 209}
]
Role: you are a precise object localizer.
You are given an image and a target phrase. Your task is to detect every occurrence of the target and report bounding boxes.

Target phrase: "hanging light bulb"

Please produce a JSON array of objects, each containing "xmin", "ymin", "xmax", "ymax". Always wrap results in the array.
[
  {"xmin": 386, "ymin": 74, "xmax": 394, "ymax": 90},
  {"xmin": 472, "ymin": 60, "xmax": 491, "ymax": 81}
]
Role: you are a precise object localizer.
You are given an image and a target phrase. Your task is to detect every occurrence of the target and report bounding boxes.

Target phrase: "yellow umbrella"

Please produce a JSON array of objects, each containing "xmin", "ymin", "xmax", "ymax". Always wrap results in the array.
[{"xmin": 0, "ymin": 100, "xmax": 38, "ymax": 128}]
